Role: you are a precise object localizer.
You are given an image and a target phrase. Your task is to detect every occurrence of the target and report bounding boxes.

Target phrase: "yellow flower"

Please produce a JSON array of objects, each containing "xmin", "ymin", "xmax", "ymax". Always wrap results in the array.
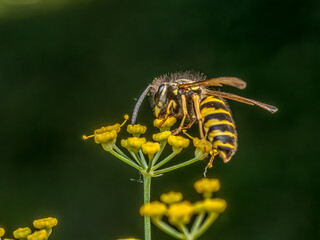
[
  {"xmin": 160, "ymin": 191, "xmax": 183, "ymax": 204},
  {"xmin": 140, "ymin": 201, "xmax": 167, "ymax": 220},
  {"xmin": 152, "ymin": 131, "xmax": 172, "ymax": 143},
  {"xmin": 121, "ymin": 137, "xmax": 146, "ymax": 153},
  {"xmin": 82, "ymin": 115, "xmax": 129, "ymax": 151},
  {"xmin": 27, "ymin": 230, "xmax": 47, "ymax": 240},
  {"xmin": 167, "ymin": 135, "xmax": 190, "ymax": 153},
  {"xmin": 93, "ymin": 129, "xmax": 117, "ymax": 144},
  {"xmin": 167, "ymin": 201, "xmax": 194, "ymax": 226},
  {"xmin": 194, "ymin": 178, "xmax": 220, "ymax": 198},
  {"xmin": 33, "ymin": 217, "xmax": 58, "ymax": 229},
  {"xmin": 153, "ymin": 116, "xmax": 177, "ymax": 131},
  {"xmin": 13, "ymin": 227, "xmax": 31, "ymax": 239},
  {"xmin": 193, "ymin": 198, "xmax": 227, "ymax": 213},
  {"xmin": 192, "ymin": 137, "xmax": 213, "ymax": 159},
  {"xmin": 0, "ymin": 227, "xmax": 5, "ymax": 237},
  {"xmin": 141, "ymin": 141, "xmax": 160, "ymax": 160},
  {"xmin": 127, "ymin": 124, "xmax": 147, "ymax": 137}
]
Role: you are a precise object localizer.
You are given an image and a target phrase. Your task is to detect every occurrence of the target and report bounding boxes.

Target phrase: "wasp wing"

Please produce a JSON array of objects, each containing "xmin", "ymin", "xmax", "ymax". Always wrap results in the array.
[
  {"xmin": 203, "ymin": 89, "xmax": 278, "ymax": 113},
  {"xmin": 179, "ymin": 77, "xmax": 247, "ymax": 90}
]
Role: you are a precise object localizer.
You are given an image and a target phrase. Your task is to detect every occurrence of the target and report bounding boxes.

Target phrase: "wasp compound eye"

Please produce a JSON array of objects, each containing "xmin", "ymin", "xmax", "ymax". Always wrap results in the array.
[{"xmin": 154, "ymin": 84, "xmax": 165, "ymax": 103}]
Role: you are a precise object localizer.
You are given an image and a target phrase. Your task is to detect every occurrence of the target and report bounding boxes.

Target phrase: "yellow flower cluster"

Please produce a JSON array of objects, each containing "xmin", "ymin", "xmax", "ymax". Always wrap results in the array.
[
  {"xmin": 160, "ymin": 191, "xmax": 183, "ymax": 204},
  {"xmin": 153, "ymin": 116, "xmax": 176, "ymax": 131},
  {"xmin": 121, "ymin": 137, "xmax": 146, "ymax": 154},
  {"xmin": 82, "ymin": 115, "xmax": 129, "ymax": 151},
  {"xmin": 167, "ymin": 135, "xmax": 190, "ymax": 153},
  {"xmin": 152, "ymin": 131, "xmax": 171, "ymax": 143},
  {"xmin": 167, "ymin": 201, "xmax": 194, "ymax": 225},
  {"xmin": 13, "ymin": 227, "xmax": 31, "ymax": 239},
  {"xmin": 139, "ymin": 201, "xmax": 167, "ymax": 220},
  {"xmin": 140, "ymin": 178, "xmax": 226, "ymax": 239},
  {"xmin": 193, "ymin": 198, "xmax": 227, "ymax": 213},
  {"xmin": 27, "ymin": 230, "xmax": 47, "ymax": 240},
  {"xmin": 33, "ymin": 217, "xmax": 58, "ymax": 229},
  {"xmin": 141, "ymin": 142, "xmax": 160, "ymax": 160},
  {"xmin": 0, "ymin": 217, "xmax": 57, "ymax": 240},
  {"xmin": 127, "ymin": 124, "xmax": 147, "ymax": 137},
  {"xmin": 194, "ymin": 178, "xmax": 220, "ymax": 198}
]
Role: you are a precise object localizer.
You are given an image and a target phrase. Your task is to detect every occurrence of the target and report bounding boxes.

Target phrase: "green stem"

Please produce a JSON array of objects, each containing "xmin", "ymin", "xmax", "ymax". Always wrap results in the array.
[
  {"xmin": 153, "ymin": 220, "xmax": 184, "ymax": 239},
  {"xmin": 129, "ymin": 151, "xmax": 145, "ymax": 168},
  {"xmin": 144, "ymin": 175, "xmax": 152, "ymax": 240},
  {"xmin": 153, "ymin": 157, "xmax": 200, "ymax": 175},
  {"xmin": 190, "ymin": 213, "xmax": 205, "ymax": 235},
  {"xmin": 45, "ymin": 228, "xmax": 52, "ymax": 240},
  {"xmin": 148, "ymin": 142, "xmax": 167, "ymax": 170},
  {"xmin": 113, "ymin": 145, "xmax": 130, "ymax": 159},
  {"xmin": 192, "ymin": 213, "xmax": 219, "ymax": 239},
  {"xmin": 151, "ymin": 151, "xmax": 177, "ymax": 171},
  {"xmin": 178, "ymin": 224, "xmax": 191, "ymax": 239},
  {"xmin": 109, "ymin": 149, "xmax": 143, "ymax": 171},
  {"xmin": 139, "ymin": 149, "xmax": 148, "ymax": 169}
]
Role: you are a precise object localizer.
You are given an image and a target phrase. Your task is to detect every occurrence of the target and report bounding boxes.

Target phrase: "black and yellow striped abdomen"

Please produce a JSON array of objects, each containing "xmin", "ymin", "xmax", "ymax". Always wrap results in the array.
[{"xmin": 200, "ymin": 96, "xmax": 237, "ymax": 162}]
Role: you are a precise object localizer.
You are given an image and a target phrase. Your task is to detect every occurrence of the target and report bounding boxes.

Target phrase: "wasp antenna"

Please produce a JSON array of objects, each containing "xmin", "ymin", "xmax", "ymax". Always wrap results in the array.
[{"xmin": 131, "ymin": 85, "xmax": 151, "ymax": 125}]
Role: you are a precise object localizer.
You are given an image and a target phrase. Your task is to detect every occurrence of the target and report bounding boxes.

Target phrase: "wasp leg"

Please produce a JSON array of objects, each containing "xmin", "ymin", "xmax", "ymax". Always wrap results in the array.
[
  {"xmin": 208, "ymin": 149, "xmax": 219, "ymax": 168},
  {"xmin": 157, "ymin": 100, "xmax": 175, "ymax": 128},
  {"xmin": 192, "ymin": 94, "xmax": 207, "ymax": 156},
  {"xmin": 172, "ymin": 94, "xmax": 188, "ymax": 135},
  {"xmin": 181, "ymin": 118, "xmax": 196, "ymax": 130}
]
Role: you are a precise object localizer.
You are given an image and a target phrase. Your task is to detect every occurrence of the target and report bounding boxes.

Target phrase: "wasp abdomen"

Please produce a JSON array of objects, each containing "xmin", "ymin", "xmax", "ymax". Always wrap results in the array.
[{"xmin": 200, "ymin": 96, "xmax": 237, "ymax": 162}]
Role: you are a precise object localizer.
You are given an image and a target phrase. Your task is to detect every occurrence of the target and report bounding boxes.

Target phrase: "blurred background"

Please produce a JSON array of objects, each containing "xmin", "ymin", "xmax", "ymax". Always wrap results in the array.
[{"xmin": 0, "ymin": 0, "xmax": 319, "ymax": 239}]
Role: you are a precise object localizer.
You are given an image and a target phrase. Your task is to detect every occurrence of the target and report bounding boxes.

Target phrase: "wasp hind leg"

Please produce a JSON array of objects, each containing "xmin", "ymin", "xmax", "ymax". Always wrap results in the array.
[{"xmin": 192, "ymin": 94, "xmax": 207, "ymax": 156}]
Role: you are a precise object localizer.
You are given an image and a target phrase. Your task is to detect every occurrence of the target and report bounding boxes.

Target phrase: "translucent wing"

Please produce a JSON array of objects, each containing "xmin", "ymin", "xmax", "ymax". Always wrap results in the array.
[
  {"xmin": 203, "ymin": 89, "xmax": 278, "ymax": 113},
  {"xmin": 179, "ymin": 77, "xmax": 247, "ymax": 90}
]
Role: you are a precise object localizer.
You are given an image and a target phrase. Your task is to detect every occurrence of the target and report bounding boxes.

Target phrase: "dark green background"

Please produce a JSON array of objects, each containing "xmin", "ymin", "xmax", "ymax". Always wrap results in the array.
[{"xmin": 0, "ymin": 0, "xmax": 319, "ymax": 239}]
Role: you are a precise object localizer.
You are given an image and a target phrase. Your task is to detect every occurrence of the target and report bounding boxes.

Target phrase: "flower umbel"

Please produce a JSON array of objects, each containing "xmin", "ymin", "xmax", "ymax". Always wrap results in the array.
[{"xmin": 140, "ymin": 178, "xmax": 226, "ymax": 240}]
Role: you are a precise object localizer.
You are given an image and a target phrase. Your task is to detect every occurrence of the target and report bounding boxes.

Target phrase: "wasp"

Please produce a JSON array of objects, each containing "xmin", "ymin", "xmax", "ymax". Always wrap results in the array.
[{"xmin": 131, "ymin": 72, "xmax": 277, "ymax": 166}]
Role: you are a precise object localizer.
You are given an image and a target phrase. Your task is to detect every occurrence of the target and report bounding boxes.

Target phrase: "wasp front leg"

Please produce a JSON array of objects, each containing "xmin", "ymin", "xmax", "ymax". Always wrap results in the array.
[
  {"xmin": 172, "ymin": 94, "xmax": 188, "ymax": 135},
  {"xmin": 157, "ymin": 100, "xmax": 176, "ymax": 128}
]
